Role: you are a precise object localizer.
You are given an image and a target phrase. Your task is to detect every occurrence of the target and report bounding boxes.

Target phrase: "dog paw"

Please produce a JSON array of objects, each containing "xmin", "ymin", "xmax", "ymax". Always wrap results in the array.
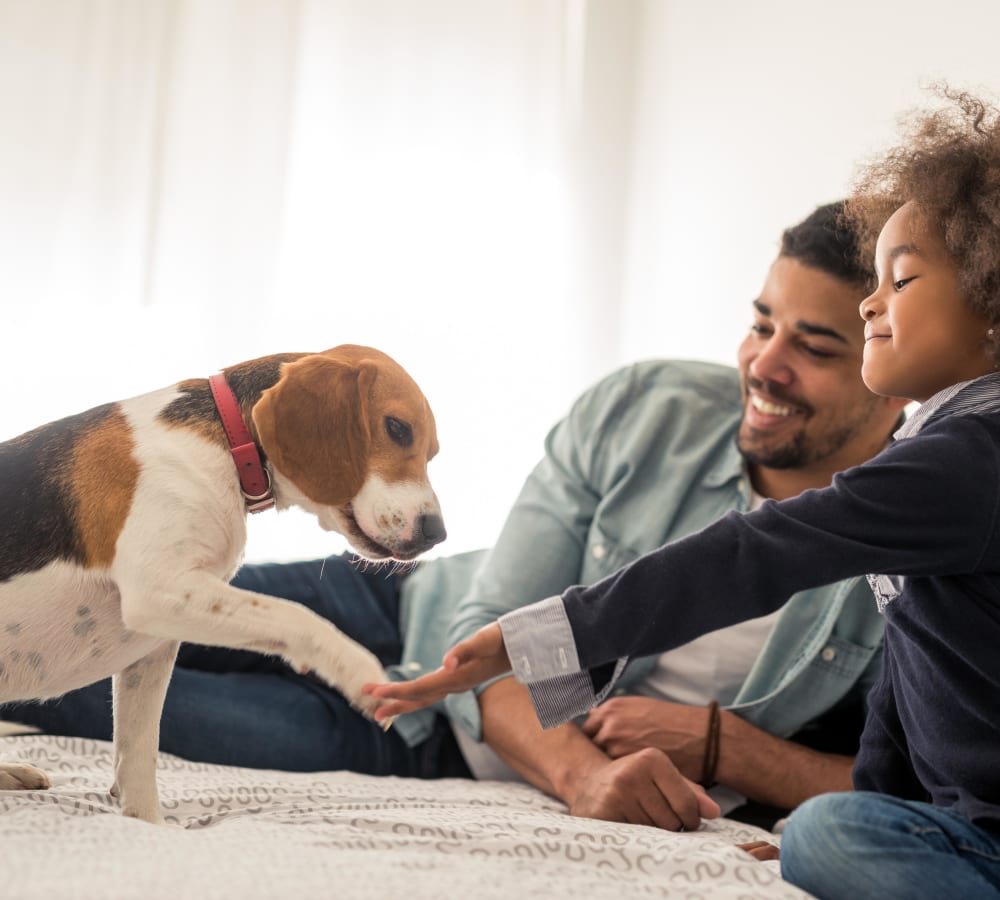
[
  {"xmin": 310, "ymin": 643, "xmax": 390, "ymax": 721},
  {"xmin": 0, "ymin": 763, "xmax": 51, "ymax": 791},
  {"xmin": 340, "ymin": 657, "xmax": 392, "ymax": 721},
  {"xmin": 121, "ymin": 804, "xmax": 168, "ymax": 826}
]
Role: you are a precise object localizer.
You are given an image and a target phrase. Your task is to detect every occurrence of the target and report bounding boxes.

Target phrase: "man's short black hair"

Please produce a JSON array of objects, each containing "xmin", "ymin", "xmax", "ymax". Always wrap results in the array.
[{"xmin": 780, "ymin": 201, "xmax": 870, "ymax": 287}]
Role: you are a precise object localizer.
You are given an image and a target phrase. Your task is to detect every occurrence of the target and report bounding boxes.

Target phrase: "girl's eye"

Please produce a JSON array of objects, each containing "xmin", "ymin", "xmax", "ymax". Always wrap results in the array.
[
  {"xmin": 750, "ymin": 323, "xmax": 771, "ymax": 336},
  {"xmin": 893, "ymin": 277, "xmax": 915, "ymax": 291}
]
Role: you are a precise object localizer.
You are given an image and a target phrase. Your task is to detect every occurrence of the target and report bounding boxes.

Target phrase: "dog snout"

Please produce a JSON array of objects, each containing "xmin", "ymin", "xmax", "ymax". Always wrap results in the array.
[{"xmin": 415, "ymin": 513, "xmax": 447, "ymax": 548}]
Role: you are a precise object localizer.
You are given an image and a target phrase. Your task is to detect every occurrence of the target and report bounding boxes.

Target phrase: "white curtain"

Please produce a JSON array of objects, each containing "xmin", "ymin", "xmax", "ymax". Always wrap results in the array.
[{"xmin": 0, "ymin": 0, "xmax": 639, "ymax": 560}]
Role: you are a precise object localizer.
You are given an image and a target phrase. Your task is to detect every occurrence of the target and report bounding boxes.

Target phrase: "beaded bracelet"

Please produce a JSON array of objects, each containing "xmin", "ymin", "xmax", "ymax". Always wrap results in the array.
[{"xmin": 700, "ymin": 700, "xmax": 721, "ymax": 787}]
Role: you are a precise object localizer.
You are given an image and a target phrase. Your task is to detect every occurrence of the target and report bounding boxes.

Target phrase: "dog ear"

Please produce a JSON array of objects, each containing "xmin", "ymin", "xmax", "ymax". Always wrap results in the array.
[{"xmin": 252, "ymin": 355, "xmax": 375, "ymax": 506}]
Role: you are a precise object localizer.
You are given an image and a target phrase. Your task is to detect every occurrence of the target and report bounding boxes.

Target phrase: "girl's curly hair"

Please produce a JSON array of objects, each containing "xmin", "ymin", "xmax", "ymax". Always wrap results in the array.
[{"xmin": 845, "ymin": 86, "xmax": 1000, "ymax": 363}]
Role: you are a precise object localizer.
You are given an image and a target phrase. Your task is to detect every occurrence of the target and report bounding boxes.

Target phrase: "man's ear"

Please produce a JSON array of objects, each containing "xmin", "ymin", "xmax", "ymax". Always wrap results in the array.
[{"xmin": 253, "ymin": 354, "xmax": 374, "ymax": 506}]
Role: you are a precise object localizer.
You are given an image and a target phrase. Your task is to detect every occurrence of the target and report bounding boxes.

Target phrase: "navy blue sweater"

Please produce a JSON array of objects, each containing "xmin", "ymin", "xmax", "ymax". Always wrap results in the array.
[{"xmin": 561, "ymin": 375, "xmax": 1000, "ymax": 828}]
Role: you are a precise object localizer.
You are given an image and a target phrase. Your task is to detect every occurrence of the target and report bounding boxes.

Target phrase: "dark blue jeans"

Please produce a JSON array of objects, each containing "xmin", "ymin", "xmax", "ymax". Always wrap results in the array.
[{"xmin": 1, "ymin": 555, "xmax": 471, "ymax": 779}]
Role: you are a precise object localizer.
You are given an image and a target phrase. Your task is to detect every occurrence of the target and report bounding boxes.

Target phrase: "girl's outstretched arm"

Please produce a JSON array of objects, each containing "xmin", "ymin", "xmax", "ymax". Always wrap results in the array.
[{"xmin": 364, "ymin": 623, "xmax": 511, "ymax": 721}]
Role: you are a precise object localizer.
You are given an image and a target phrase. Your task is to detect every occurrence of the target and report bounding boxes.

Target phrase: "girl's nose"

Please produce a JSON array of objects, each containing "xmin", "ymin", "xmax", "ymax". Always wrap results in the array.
[{"xmin": 859, "ymin": 292, "xmax": 879, "ymax": 320}]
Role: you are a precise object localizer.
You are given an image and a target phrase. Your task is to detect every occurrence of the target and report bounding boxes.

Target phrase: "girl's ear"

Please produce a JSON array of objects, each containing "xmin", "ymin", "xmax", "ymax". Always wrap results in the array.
[{"xmin": 252, "ymin": 355, "xmax": 375, "ymax": 506}]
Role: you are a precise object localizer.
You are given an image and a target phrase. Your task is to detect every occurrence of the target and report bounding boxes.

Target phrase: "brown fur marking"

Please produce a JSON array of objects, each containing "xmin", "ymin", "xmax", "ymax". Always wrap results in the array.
[
  {"xmin": 252, "ymin": 346, "xmax": 438, "ymax": 507},
  {"xmin": 252, "ymin": 354, "xmax": 372, "ymax": 506},
  {"xmin": 70, "ymin": 408, "xmax": 140, "ymax": 569}
]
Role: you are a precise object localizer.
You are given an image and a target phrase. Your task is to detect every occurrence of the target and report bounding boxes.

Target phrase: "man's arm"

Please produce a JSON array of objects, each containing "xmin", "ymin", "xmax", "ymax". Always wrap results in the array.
[
  {"xmin": 479, "ymin": 677, "xmax": 719, "ymax": 829},
  {"xmin": 581, "ymin": 696, "xmax": 852, "ymax": 810},
  {"xmin": 717, "ymin": 708, "xmax": 853, "ymax": 807},
  {"xmin": 371, "ymin": 650, "xmax": 851, "ymax": 815}
]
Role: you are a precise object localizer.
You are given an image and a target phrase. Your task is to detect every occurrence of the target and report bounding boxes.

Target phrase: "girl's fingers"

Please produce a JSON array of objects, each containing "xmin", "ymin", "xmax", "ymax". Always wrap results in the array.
[{"xmin": 362, "ymin": 623, "xmax": 513, "ymax": 720}]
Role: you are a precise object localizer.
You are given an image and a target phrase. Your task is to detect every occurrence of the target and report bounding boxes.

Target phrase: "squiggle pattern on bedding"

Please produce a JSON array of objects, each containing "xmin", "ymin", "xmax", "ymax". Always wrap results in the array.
[{"xmin": 0, "ymin": 734, "xmax": 808, "ymax": 899}]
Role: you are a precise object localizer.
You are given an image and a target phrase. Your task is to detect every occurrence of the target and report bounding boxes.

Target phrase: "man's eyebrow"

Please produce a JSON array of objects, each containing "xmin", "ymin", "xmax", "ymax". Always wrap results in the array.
[
  {"xmin": 797, "ymin": 321, "xmax": 849, "ymax": 344},
  {"xmin": 752, "ymin": 299, "xmax": 849, "ymax": 345}
]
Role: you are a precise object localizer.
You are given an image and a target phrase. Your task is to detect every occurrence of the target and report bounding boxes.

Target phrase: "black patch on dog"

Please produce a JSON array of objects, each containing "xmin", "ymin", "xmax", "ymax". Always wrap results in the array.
[
  {"xmin": 158, "ymin": 379, "xmax": 216, "ymax": 427},
  {"xmin": 224, "ymin": 354, "xmax": 302, "ymax": 399},
  {"xmin": 0, "ymin": 404, "xmax": 118, "ymax": 582},
  {"xmin": 159, "ymin": 354, "xmax": 304, "ymax": 454}
]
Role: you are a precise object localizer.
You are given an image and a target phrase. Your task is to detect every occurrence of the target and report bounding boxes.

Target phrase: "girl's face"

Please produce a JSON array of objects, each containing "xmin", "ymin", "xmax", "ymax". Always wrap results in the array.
[{"xmin": 860, "ymin": 202, "xmax": 994, "ymax": 403}]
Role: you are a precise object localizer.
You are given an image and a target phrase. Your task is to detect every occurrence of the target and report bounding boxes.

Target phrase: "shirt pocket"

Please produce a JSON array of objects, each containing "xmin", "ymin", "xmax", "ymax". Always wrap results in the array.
[{"xmin": 734, "ymin": 632, "xmax": 878, "ymax": 738}]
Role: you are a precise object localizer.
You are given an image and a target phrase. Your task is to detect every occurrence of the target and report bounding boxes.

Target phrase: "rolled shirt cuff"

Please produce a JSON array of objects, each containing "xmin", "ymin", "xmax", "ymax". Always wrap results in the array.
[{"xmin": 498, "ymin": 595, "xmax": 627, "ymax": 729}]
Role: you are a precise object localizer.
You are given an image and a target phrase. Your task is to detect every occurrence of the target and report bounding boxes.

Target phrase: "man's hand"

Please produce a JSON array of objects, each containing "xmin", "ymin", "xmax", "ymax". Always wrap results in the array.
[
  {"xmin": 582, "ymin": 697, "xmax": 709, "ymax": 781},
  {"xmin": 569, "ymin": 747, "xmax": 720, "ymax": 830},
  {"xmin": 363, "ymin": 623, "xmax": 510, "ymax": 721}
]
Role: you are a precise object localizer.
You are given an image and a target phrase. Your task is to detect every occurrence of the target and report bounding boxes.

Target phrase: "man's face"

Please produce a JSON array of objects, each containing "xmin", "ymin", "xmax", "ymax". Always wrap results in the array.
[{"xmin": 736, "ymin": 256, "xmax": 889, "ymax": 474}]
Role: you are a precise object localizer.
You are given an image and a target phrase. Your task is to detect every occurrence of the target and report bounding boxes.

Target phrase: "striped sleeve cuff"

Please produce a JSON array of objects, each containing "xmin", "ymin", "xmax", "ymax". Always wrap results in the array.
[
  {"xmin": 498, "ymin": 596, "xmax": 628, "ymax": 729},
  {"xmin": 499, "ymin": 595, "xmax": 580, "ymax": 682}
]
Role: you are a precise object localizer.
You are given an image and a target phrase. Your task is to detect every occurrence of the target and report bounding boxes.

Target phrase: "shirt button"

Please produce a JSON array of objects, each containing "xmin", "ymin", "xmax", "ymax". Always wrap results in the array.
[
  {"xmin": 592, "ymin": 544, "xmax": 606, "ymax": 560},
  {"xmin": 821, "ymin": 646, "xmax": 837, "ymax": 662}
]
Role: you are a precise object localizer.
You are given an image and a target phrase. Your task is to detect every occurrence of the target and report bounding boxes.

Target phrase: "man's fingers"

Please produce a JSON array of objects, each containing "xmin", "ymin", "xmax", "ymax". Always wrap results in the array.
[
  {"xmin": 635, "ymin": 752, "xmax": 710, "ymax": 832},
  {"xmin": 652, "ymin": 776, "xmax": 702, "ymax": 832},
  {"xmin": 737, "ymin": 841, "xmax": 781, "ymax": 861},
  {"xmin": 634, "ymin": 784, "xmax": 683, "ymax": 830},
  {"xmin": 580, "ymin": 710, "xmax": 601, "ymax": 738},
  {"xmin": 693, "ymin": 783, "xmax": 721, "ymax": 820}
]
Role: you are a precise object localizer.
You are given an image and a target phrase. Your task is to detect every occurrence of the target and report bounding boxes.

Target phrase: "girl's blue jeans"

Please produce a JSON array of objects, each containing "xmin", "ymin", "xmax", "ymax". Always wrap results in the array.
[{"xmin": 782, "ymin": 791, "xmax": 1000, "ymax": 898}]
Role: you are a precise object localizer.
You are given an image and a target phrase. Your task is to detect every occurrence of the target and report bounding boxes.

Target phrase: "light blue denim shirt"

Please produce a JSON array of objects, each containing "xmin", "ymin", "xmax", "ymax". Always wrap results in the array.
[{"xmin": 390, "ymin": 360, "xmax": 885, "ymax": 748}]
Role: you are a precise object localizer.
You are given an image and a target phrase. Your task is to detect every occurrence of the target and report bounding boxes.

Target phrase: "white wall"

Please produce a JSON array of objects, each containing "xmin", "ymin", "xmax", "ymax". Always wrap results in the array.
[
  {"xmin": 5, "ymin": 0, "xmax": 1000, "ymax": 565},
  {"xmin": 621, "ymin": 0, "xmax": 1000, "ymax": 369}
]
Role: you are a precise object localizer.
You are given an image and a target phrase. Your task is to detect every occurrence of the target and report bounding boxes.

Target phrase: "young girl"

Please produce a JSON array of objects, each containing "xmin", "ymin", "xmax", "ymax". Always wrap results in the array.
[{"xmin": 367, "ymin": 89, "xmax": 1000, "ymax": 899}]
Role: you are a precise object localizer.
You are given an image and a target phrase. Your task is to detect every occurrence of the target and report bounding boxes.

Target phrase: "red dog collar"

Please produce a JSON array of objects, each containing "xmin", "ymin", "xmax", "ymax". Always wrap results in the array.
[{"xmin": 208, "ymin": 373, "xmax": 275, "ymax": 514}]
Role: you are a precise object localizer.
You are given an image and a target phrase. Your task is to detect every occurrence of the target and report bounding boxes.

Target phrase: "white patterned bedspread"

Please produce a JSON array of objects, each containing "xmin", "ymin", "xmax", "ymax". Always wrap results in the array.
[{"xmin": 0, "ymin": 734, "xmax": 810, "ymax": 899}]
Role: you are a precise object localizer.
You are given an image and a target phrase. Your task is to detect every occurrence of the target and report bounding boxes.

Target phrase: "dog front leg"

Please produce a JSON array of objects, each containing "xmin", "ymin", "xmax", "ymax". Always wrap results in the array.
[
  {"xmin": 111, "ymin": 640, "xmax": 179, "ymax": 825},
  {"xmin": 117, "ymin": 572, "xmax": 388, "ymax": 718}
]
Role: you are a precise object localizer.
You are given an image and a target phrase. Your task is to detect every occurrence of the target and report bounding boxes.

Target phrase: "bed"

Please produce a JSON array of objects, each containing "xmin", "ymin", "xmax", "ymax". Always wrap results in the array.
[{"xmin": 0, "ymin": 733, "xmax": 810, "ymax": 899}]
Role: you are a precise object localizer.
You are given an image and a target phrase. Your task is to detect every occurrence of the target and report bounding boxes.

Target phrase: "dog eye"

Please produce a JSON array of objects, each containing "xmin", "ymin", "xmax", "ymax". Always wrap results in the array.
[{"xmin": 385, "ymin": 416, "xmax": 413, "ymax": 448}]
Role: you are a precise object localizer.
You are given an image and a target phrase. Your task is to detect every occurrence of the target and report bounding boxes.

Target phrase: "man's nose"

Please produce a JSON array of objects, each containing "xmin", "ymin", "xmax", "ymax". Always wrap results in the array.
[{"xmin": 749, "ymin": 338, "xmax": 794, "ymax": 385}]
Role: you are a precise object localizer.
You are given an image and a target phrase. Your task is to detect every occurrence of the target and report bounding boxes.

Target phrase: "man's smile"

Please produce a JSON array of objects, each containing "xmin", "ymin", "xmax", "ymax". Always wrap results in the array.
[
  {"xmin": 749, "ymin": 393, "xmax": 796, "ymax": 417},
  {"xmin": 743, "ymin": 378, "xmax": 811, "ymax": 426}
]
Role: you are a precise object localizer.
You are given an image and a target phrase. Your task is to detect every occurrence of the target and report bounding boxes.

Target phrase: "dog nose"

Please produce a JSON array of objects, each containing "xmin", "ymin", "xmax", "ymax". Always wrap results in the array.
[{"xmin": 416, "ymin": 513, "xmax": 447, "ymax": 548}]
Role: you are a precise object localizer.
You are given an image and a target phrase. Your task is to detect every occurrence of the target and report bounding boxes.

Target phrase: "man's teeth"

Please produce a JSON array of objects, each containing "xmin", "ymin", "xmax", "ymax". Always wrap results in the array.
[{"xmin": 751, "ymin": 394, "xmax": 794, "ymax": 416}]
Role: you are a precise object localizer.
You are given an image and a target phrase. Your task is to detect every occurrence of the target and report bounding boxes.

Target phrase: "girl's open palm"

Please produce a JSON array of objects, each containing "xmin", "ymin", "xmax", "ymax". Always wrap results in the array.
[{"xmin": 363, "ymin": 623, "xmax": 511, "ymax": 722}]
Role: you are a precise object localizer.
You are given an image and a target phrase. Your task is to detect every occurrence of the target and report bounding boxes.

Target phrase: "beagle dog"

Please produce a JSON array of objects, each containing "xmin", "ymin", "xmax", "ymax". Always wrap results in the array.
[{"xmin": 0, "ymin": 344, "xmax": 444, "ymax": 823}]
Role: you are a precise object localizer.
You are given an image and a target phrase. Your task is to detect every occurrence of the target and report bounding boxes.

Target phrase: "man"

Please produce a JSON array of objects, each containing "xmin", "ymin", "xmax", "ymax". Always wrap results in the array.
[{"xmin": 2, "ymin": 202, "xmax": 906, "ymax": 828}]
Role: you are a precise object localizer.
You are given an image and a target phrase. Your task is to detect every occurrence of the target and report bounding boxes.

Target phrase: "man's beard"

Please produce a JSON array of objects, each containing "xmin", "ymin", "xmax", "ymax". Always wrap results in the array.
[
  {"xmin": 737, "ymin": 427, "xmax": 812, "ymax": 469},
  {"xmin": 737, "ymin": 416, "xmax": 874, "ymax": 470}
]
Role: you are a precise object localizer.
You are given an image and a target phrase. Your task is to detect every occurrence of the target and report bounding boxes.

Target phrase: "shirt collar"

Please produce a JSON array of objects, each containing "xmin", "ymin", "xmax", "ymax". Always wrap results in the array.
[
  {"xmin": 894, "ymin": 371, "xmax": 1000, "ymax": 441},
  {"xmin": 702, "ymin": 433, "xmax": 746, "ymax": 489}
]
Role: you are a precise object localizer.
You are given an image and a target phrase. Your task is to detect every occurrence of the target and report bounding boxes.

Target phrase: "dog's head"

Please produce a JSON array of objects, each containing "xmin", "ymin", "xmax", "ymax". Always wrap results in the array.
[{"xmin": 252, "ymin": 345, "xmax": 445, "ymax": 561}]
